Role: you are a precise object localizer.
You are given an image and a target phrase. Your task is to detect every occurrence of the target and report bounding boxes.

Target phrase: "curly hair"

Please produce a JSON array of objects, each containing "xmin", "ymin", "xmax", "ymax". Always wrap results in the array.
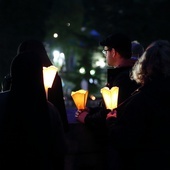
[{"xmin": 130, "ymin": 40, "xmax": 170, "ymax": 85}]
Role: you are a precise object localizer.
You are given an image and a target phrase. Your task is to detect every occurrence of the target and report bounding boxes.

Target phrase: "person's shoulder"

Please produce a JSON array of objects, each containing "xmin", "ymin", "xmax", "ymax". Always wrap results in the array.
[
  {"xmin": 114, "ymin": 66, "xmax": 132, "ymax": 78},
  {"xmin": 0, "ymin": 91, "xmax": 10, "ymax": 103},
  {"xmin": 111, "ymin": 66, "xmax": 132, "ymax": 72},
  {"xmin": 0, "ymin": 91, "xmax": 10, "ymax": 96},
  {"xmin": 125, "ymin": 87, "xmax": 149, "ymax": 106},
  {"xmin": 0, "ymin": 91, "xmax": 10, "ymax": 114},
  {"xmin": 108, "ymin": 67, "xmax": 131, "ymax": 77}
]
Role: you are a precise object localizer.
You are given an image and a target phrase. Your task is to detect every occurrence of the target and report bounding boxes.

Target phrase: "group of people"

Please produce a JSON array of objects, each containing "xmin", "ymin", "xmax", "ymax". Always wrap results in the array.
[
  {"xmin": 76, "ymin": 33, "xmax": 170, "ymax": 170},
  {"xmin": 0, "ymin": 32, "xmax": 170, "ymax": 170}
]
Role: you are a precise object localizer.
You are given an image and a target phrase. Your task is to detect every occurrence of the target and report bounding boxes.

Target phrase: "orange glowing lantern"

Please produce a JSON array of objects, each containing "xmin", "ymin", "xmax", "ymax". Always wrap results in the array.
[
  {"xmin": 43, "ymin": 65, "xmax": 58, "ymax": 99},
  {"xmin": 71, "ymin": 89, "xmax": 88, "ymax": 110},
  {"xmin": 100, "ymin": 86, "xmax": 119, "ymax": 110}
]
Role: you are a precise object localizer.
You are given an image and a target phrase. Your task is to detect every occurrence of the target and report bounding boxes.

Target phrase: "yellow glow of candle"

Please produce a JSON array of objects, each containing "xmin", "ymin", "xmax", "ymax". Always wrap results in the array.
[
  {"xmin": 43, "ymin": 65, "xmax": 58, "ymax": 98},
  {"xmin": 100, "ymin": 86, "xmax": 119, "ymax": 110},
  {"xmin": 71, "ymin": 89, "xmax": 88, "ymax": 110}
]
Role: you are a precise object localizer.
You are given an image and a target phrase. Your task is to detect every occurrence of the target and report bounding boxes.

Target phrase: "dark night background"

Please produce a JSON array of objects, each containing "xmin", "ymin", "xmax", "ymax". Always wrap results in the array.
[{"xmin": 0, "ymin": 0, "xmax": 170, "ymax": 96}]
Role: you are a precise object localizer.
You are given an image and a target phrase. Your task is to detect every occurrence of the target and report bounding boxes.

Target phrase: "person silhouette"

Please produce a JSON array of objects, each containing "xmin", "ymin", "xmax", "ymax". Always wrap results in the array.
[
  {"xmin": 1, "ymin": 39, "xmax": 69, "ymax": 132},
  {"xmin": 107, "ymin": 40, "xmax": 170, "ymax": 170},
  {"xmin": 0, "ymin": 51, "xmax": 67, "ymax": 170},
  {"xmin": 75, "ymin": 33, "xmax": 139, "ymax": 170}
]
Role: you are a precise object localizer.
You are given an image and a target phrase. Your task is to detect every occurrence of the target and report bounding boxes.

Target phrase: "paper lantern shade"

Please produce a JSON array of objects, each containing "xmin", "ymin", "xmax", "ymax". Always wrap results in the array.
[
  {"xmin": 43, "ymin": 65, "xmax": 58, "ymax": 98},
  {"xmin": 71, "ymin": 89, "xmax": 88, "ymax": 110},
  {"xmin": 100, "ymin": 86, "xmax": 119, "ymax": 110}
]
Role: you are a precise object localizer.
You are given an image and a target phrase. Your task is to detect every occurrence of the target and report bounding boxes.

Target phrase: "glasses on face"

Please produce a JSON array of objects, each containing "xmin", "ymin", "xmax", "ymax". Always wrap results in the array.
[{"xmin": 102, "ymin": 48, "xmax": 112, "ymax": 55}]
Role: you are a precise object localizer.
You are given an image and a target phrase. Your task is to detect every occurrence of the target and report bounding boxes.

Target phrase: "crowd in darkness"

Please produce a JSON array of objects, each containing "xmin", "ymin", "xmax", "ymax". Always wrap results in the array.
[{"xmin": 0, "ymin": 32, "xmax": 170, "ymax": 170}]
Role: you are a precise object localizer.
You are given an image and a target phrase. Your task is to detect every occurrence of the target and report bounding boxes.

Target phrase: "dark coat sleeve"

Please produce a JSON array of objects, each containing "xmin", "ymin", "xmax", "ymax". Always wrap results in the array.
[
  {"xmin": 48, "ymin": 73, "xmax": 69, "ymax": 132},
  {"xmin": 106, "ymin": 93, "xmax": 151, "ymax": 150},
  {"xmin": 85, "ymin": 105, "xmax": 111, "ymax": 132}
]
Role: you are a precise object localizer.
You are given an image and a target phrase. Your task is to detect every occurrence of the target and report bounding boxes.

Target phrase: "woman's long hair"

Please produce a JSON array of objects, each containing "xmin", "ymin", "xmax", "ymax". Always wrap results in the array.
[{"xmin": 131, "ymin": 40, "xmax": 170, "ymax": 85}]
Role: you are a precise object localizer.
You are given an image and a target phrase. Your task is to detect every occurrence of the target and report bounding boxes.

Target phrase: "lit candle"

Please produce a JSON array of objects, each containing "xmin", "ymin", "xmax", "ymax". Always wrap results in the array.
[
  {"xmin": 71, "ymin": 89, "xmax": 88, "ymax": 110},
  {"xmin": 43, "ymin": 65, "xmax": 58, "ymax": 99},
  {"xmin": 100, "ymin": 86, "xmax": 119, "ymax": 110}
]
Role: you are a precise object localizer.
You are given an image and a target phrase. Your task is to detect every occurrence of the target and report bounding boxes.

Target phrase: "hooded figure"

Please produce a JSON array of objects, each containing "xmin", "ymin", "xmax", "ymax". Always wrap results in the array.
[
  {"xmin": 17, "ymin": 39, "xmax": 69, "ymax": 132},
  {"xmin": 0, "ymin": 51, "xmax": 66, "ymax": 170}
]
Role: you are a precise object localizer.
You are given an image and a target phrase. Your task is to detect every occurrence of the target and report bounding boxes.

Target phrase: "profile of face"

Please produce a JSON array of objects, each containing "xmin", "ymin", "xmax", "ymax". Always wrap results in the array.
[{"xmin": 102, "ymin": 46, "xmax": 118, "ymax": 67}]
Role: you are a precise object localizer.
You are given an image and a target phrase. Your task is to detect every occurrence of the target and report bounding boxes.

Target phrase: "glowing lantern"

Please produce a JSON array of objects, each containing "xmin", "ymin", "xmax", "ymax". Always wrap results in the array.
[
  {"xmin": 71, "ymin": 89, "xmax": 88, "ymax": 110},
  {"xmin": 43, "ymin": 65, "xmax": 58, "ymax": 98},
  {"xmin": 100, "ymin": 86, "xmax": 119, "ymax": 110}
]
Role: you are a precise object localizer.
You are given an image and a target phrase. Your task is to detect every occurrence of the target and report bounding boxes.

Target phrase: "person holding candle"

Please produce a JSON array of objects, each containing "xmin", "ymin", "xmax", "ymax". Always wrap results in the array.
[
  {"xmin": 75, "ymin": 33, "xmax": 140, "ymax": 170},
  {"xmin": 1, "ymin": 39, "xmax": 69, "ymax": 132},
  {"xmin": 17, "ymin": 39, "xmax": 69, "ymax": 132},
  {"xmin": 0, "ymin": 51, "xmax": 67, "ymax": 170},
  {"xmin": 106, "ymin": 40, "xmax": 170, "ymax": 170},
  {"xmin": 76, "ymin": 33, "xmax": 139, "ymax": 127}
]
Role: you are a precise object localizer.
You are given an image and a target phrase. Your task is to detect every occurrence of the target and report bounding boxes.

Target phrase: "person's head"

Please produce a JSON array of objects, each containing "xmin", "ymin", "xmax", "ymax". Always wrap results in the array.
[
  {"xmin": 10, "ymin": 51, "xmax": 46, "ymax": 97},
  {"xmin": 131, "ymin": 40, "xmax": 144, "ymax": 59},
  {"xmin": 100, "ymin": 33, "xmax": 131, "ymax": 67},
  {"xmin": 131, "ymin": 40, "xmax": 170, "ymax": 85},
  {"xmin": 17, "ymin": 39, "xmax": 52, "ymax": 67}
]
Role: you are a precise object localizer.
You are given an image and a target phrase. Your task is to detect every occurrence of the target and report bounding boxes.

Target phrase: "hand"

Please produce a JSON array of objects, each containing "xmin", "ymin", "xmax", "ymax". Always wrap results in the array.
[
  {"xmin": 75, "ymin": 110, "xmax": 89, "ymax": 123},
  {"xmin": 106, "ymin": 109, "xmax": 117, "ymax": 120},
  {"xmin": 75, "ymin": 109, "xmax": 84, "ymax": 118},
  {"xmin": 75, "ymin": 107, "xmax": 89, "ymax": 118}
]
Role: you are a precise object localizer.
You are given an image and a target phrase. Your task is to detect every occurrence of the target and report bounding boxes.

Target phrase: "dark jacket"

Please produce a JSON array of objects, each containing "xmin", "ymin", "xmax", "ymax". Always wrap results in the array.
[
  {"xmin": 85, "ymin": 66, "xmax": 139, "ymax": 131},
  {"xmin": 17, "ymin": 39, "xmax": 69, "ymax": 132},
  {"xmin": 107, "ymin": 67, "xmax": 139, "ymax": 104},
  {"xmin": 48, "ymin": 73, "xmax": 69, "ymax": 132},
  {"xmin": 0, "ymin": 91, "xmax": 67, "ymax": 170},
  {"xmin": 0, "ymin": 52, "xmax": 67, "ymax": 170},
  {"xmin": 107, "ymin": 77, "xmax": 170, "ymax": 170}
]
